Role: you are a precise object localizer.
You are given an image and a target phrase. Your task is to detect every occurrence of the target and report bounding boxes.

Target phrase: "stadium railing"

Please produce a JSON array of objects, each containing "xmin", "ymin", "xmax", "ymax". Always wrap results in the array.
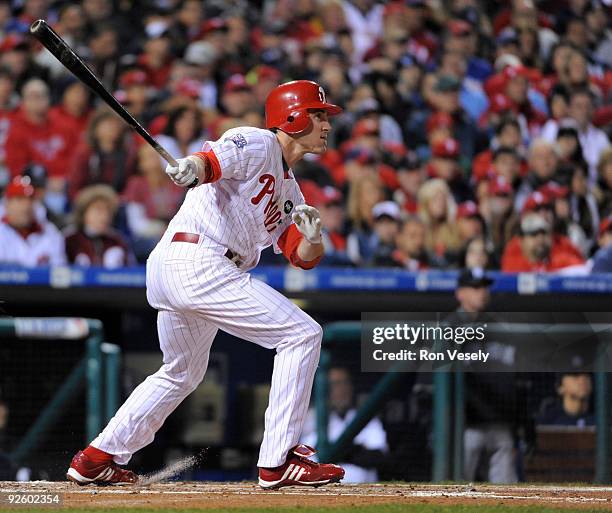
[{"xmin": 0, "ymin": 318, "xmax": 120, "ymax": 465}]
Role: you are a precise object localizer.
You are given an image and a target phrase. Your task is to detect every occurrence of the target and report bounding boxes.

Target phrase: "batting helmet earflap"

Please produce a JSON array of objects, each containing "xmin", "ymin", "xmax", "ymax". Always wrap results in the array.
[{"xmin": 265, "ymin": 80, "xmax": 342, "ymax": 135}]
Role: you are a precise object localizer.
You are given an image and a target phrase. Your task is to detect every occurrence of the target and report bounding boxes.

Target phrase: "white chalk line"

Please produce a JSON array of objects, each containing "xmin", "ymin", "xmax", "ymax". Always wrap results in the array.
[{"xmin": 1, "ymin": 485, "xmax": 610, "ymax": 503}]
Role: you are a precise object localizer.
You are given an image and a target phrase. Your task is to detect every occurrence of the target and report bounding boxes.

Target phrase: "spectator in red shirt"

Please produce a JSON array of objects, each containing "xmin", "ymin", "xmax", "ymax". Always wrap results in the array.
[
  {"xmin": 5, "ymin": 78, "xmax": 74, "ymax": 214},
  {"xmin": 501, "ymin": 213, "xmax": 584, "ymax": 272},
  {"xmin": 137, "ymin": 32, "xmax": 174, "ymax": 90},
  {"xmin": 48, "ymin": 79, "xmax": 92, "ymax": 145},
  {"xmin": 64, "ymin": 184, "xmax": 134, "ymax": 268},
  {"xmin": 67, "ymin": 108, "xmax": 137, "ymax": 201}
]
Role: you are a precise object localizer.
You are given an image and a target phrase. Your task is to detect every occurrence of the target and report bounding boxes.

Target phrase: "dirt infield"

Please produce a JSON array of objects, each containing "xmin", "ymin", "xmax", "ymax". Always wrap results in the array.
[{"xmin": 1, "ymin": 481, "xmax": 612, "ymax": 510}]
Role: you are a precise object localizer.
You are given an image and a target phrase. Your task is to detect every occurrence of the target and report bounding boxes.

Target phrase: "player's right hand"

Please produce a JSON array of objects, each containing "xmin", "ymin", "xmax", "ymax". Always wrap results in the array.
[{"xmin": 165, "ymin": 157, "xmax": 199, "ymax": 187}]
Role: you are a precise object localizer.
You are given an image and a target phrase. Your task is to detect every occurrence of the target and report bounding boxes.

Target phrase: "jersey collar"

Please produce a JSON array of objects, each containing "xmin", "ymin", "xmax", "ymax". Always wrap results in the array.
[
  {"xmin": 282, "ymin": 155, "xmax": 293, "ymax": 180},
  {"xmin": 270, "ymin": 128, "xmax": 294, "ymax": 180}
]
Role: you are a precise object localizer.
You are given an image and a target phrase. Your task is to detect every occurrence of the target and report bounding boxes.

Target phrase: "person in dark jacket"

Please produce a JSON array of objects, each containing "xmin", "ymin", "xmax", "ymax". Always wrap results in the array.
[{"xmin": 64, "ymin": 184, "xmax": 134, "ymax": 268}]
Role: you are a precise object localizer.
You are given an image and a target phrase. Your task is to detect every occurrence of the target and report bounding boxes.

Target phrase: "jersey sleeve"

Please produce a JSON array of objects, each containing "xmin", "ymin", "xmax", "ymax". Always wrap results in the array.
[{"xmin": 200, "ymin": 129, "xmax": 269, "ymax": 181}]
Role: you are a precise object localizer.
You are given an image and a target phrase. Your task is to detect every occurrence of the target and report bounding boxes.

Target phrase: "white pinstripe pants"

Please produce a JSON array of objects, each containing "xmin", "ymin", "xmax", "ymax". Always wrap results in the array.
[{"xmin": 91, "ymin": 239, "xmax": 322, "ymax": 468}]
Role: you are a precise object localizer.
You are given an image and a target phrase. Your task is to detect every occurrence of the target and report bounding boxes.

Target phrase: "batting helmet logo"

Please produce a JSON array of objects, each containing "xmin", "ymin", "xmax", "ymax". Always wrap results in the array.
[{"xmin": 265, "ymin": 80, "xmax": 342, "ymax": 135}]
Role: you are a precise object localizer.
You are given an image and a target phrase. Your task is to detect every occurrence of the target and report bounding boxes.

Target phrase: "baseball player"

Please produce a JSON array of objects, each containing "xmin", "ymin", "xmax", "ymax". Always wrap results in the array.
[{"xmin": 67, "ymin": 80, "xmax": 346, "ymax": 489}]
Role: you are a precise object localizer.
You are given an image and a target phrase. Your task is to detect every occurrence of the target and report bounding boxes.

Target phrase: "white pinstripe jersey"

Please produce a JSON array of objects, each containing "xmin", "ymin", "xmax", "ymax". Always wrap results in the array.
[{"xmin": 166, "ymin": 127, "xmax": 305, "ymax": 269}]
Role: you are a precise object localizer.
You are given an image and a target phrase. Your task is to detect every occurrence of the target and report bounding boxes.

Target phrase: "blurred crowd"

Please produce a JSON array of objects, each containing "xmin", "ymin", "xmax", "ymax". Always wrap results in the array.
[{"xmin": 0, "ymin": 0, "xmax": 611, "ymax": 271}]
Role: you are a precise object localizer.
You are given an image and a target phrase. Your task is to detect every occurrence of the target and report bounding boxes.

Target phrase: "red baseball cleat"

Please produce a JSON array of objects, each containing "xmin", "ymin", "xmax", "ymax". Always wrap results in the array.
[
  {"xmin": 66, "ymin": 450, "xmax": 138, "ymax": 485},
  {"xmin": 258, "ymin": 444, "xmax": 344, "ymax": 489}
]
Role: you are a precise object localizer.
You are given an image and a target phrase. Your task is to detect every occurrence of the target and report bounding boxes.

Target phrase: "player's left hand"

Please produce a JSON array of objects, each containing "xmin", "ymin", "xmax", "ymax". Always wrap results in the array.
[
  {"xmin": 165, "ymin": 157, "xmax": 199, "ymax": 187},
  {"xmin": 292, "ymin": 204, "xmax": 322, "ymax": 244}
]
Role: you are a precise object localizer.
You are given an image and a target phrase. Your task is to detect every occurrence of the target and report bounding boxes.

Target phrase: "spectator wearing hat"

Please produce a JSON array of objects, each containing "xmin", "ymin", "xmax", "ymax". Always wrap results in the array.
[
  {"xmin": 453, "ymin": 267, "xmax": 524, "ymax": 484},
  {"xmin": 48, "ymin": 80, "xmax": 92, "ymax": 145},
  {"xmin": 514, "ymin": 139, "xmax": 559, "ymax": 212},
  {"xmin": 345, "ymin": 174, "xmax": 385, "ymax": 265},
  {"xmin": 0, "ymin": 176, "xmax": 66, "ymax": 266},
  {"xmin": 248, "ymin": 65, "xmax": 282, "ymax": 107},
  {"xmin": 314, "ymin": 185, "xmax": 352, "ymax": 266},
  {"xmin": 437, "ymin": 48, "xmax": 489, "ymax": 122},
  {"xmin": 68, "ymin": 108, "xmax": 137, "ymax": 201},
  {"xmin": 0, "ymin": 33, "xmax": 49, "ymax": 92},
  {"xmin": 536, "ymin": 181, "xmax": 589, "ymax": 258},
  {"xmin": 5, "ymin": 79, "xmax": 74, "ymax": 200},
  {"xmin": 154, "ymin": 76, "xmax": 204, "ymax": 124},
  {"xmin": 392, "ymin": 151, "xmax": 424, "ymax": 214},
  {"xmin": 337, "ymin": 145, "xmax": 400, "ymax": 193},
  {"xmin": 456, "ymin": 201, "xmax": 485, "ymax": 247},
  {"xmin": 22, "ymin": 162, "xmax": 69, "ymax": 227},
  {"xmin": 501, "ymin": 213, "xmax": 584, "ymax": 272},
  {"xmin": 591, "ymin": 216, "xmax": 612, "ymax": 273},
  {"xmin": 426, "ymin": 111, "xmax": 454, "ymax": 147},
  {"xmin": 541, "ymin": 88, "xmax": 610, "ymax": 183},
  {"xmin": 418, "ymin": 73, "xmax": 483, "ymax": 160},
  {"xmin": 359, "ymin": 201, "xmax": 401, "ymax": 267},
  {"xmin": 501, "ymin": 65, "xmax": 547, "ymax": 134},
  {"xmin": 479, "ymin": 175, "xmax": 515, "ymax": 255},
  {"xmin": 214, "ymin": 74, "xmax": 255, "ymax": 136},
  {"xmin": 122, "ymin": 144, "xmax": 185, "ymax": 262},
  {"xmin": 199, "ymin": 17, "xmax": 230, "ymax": 58},
  {"xmin": 474, "ymin": 145, "xmax": 523, "ymax": 187},
  {"xmin": 473, "ymin": 118, "xmax": 526, "ymax": 182},
  {"xmin": 116, "ymin": 69, "xmax": 153, "ymax": 126},
  {"xmin": 350, "ymin": 118, "xmax": 382, "ymax": 152},
  {"xmin": 417, "ymin": 178, "xmax": 461, "ymax": 258},
  {"xmin": 64, "ymin": 184, "xmax": 133, "ymax": 268},
  {"xmin": 427, "ymin": 137, "xmax": 473, "ymax": 203}
]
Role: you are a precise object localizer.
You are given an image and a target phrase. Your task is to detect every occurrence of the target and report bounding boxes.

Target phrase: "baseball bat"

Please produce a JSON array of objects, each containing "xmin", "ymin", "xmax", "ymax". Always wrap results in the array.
[{"xmin": 29, "ymin": 19, "xmax": 180, "ymax": 168}]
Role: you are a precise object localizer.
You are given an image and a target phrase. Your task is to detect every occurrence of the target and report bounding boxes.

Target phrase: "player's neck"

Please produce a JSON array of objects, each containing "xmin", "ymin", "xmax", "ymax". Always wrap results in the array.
[{"xmin": 275, "ymin": 131, "xmax": 306, "ymax": 169}]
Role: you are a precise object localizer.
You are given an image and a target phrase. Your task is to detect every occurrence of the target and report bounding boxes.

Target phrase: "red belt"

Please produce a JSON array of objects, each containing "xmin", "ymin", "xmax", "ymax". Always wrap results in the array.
[
  {"xmin": 171, "ymin": 232, "xmax": 240, "ymax": 264},
  {"xmin": 171, "ymin": 232, "xmax": 200, "ymax": 244}
]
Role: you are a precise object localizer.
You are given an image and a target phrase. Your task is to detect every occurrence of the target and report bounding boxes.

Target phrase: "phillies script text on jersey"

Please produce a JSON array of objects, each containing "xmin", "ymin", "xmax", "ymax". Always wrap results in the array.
[{"xmin": 250, "ymin": 174, "xmax": 283, "ymax": 232}]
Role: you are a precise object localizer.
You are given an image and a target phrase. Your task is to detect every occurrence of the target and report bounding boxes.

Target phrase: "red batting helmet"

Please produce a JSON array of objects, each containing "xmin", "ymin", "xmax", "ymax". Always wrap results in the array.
[{"xmin": 265, "ymin": 80, "xmax": 342, "ymax": 135}]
